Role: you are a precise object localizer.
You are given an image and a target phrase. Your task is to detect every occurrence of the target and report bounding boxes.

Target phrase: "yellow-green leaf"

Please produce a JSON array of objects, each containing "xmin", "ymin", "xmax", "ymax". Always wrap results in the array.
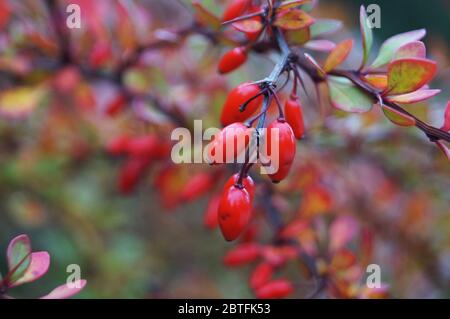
[
  {"xmin": 0, "ymin": 86, "xmax": 45, "ymax": 119},
  {"xmin": 285, "ymin": 27, "xmax": 311, "ymax": 45},
  {"xmin": 327, "ymin": 76, "xmax": 374, "ymax": 113},
  {"xmin": 385, "ymin": 58, "xmax": 437, "ymax": 95},
  {"xmin": 382, "ymin": 104, "xmax": 416, "ymax": 126}
]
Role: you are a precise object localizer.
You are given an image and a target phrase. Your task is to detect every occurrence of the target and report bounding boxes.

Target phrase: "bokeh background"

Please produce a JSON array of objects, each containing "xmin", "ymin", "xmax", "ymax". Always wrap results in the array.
[{"xmin": 0, "ymin": 0, "xmax": 449, "ymax": 298}]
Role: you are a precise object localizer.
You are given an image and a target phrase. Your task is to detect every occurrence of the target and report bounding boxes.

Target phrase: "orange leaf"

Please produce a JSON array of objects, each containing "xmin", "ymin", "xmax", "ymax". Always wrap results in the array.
[
  {"xmin": 323, "ymin": 39, "xmax": 353, "ymax": 72},
  {"xmin": 364, "ymin": 74, "xmax": 388, "ymax": 90},
  {"xmin": 274, "ymin": 9, "xmax": 315, "ymax": 30}
]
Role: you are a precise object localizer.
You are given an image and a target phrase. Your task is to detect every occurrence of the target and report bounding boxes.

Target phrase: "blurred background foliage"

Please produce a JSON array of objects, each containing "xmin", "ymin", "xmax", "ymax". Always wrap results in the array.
[{"xmin": 0, "ymin": 0, "xmax": 449, "ymax": 298}]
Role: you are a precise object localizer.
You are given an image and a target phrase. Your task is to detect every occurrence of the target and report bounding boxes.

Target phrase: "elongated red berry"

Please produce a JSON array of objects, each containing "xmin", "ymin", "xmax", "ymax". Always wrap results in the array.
[
  {"xmin": 223, "ymin": 173, "xmax": 255, "ymax": 200},
  {"xmin": 89, "ymin": 42, "xmax": 112, "ymax": 68},
  {"xmin": 106, "ymin": 135, "xmax": 130, "ymax": 156},
  {"xmin": 204, "ymin": 195, "xmax": 220, "ymax": 230},
  {"xmin": 284, "ymin": 96, "xmax": 305, "ymax": 139},
  {"xmin": 220, "ymin": 82, "xmax": 262, "ymax": 126},
  {"xmin": 206, "ymin": 122, "xmax": 251, "ymax": 165},
  {"xmin": 180, "ymin": 172, "xmax": 213, "ymax": 202},
  {"xmin": 223, "ymin": 243, "xmax": 261, "ymax": 267},
  {"xmin": 127, "ymin": 135, "xmax": 159, "ymax": 158},
  {"xmin": 118, "ymin": 157, "xmax": 150, "ymax": 194},
  {"xmin": 255, "ymin": 279, "xmax": 294, "ymax": 299},
  {"xmin": 265, "ymin": 120, "xmax": 296, "ymax": 183},
  {"xmin": 105, "ymin": 94, "xmax": 126, "ymax": 117},
  {"xmin": 218, "ymin": 185, "xmax": 252, "ymax": 241},
  {"xmin": 218, "ymin": 47, "xmax": 247, "ymax": 74},
  {"xmin": 222, "ymin": 0, "xmax": 250, "ymax": 22},
  {"xmin": 250, "ymin": 262, "xmax": 274, "ymax": 290}
]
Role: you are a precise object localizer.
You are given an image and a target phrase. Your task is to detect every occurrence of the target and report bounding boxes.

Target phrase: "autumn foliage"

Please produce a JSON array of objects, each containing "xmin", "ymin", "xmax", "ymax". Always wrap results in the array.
[{"xmin": 0, "ymin": 0, "xmax": 449, "ymax": 299}]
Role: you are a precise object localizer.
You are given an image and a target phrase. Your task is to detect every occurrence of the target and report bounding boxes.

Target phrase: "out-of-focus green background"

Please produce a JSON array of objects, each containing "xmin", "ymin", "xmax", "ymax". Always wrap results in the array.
[{"xmin": 0, "ymin": 0, "xmax": 449, "ymax": 298}]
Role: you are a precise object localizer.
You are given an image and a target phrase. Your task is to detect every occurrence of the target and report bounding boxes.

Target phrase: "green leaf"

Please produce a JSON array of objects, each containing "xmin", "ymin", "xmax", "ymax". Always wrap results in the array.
[
  {"xmin": 6, "ymin": 234, "xmax": 32, "ymax": 284},
  {"xmin": 360, "ymin": 5, "xmax": 373, "ymax": 69},
  {"xmin": 394, "ymin": 41, "xmax": 426, "ymax": 60},
  {"xmin": 382, "ymin": 104, "xmax": 416, "ymax": 127},
  {"xmin": 370, "ymin": 29, "xmax": 426, "ymax": 69},
  {"xmin": 387, "ymin": 89, "xmax": 440, "ymax": 104},
  {"xmin": 327, "ymin": 76, "xmax": 374, "ymax": 113},
  {"xmin": 385, "ymin": 58, "xmax": 437, "ymax": 95},
  {"xmin": 192, "ymin": 1, "xmax": 221, "ymax": 30},
  {"xmin": 274, "ymin": 9, "xmax": 315, "ymax": 30},
  {"xmin": 310, "ymin": 19, "xmax": 342, "ymax": 38},
  {"xmin": 323, "ymin": 39, "xmax": 353, "ymax": 72}
]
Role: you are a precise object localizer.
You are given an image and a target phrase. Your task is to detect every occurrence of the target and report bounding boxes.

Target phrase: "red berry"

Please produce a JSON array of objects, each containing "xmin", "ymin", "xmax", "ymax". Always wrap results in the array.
[
  {"xmin": 284, "ymin": 96, "xmax": 305, "ymax": 139},
  {"xmin": 126, "ymin": 135, "xmax": 159, "ymax": 158},
  {"xmin": 223, "ymin": 243, "xmax": 261, "ymax": 267},
  {"xmin": 105, "ymin": 94, "xmax": 126, "ymax": 117},
  {"xmin": 206, "ymin": 122, "xmax": 251, "ymax": 165},
  {"xmin": 106, "ymin": 135, "xmax": 130, "ymax": 156},
  {"xmin": 0, "ymin": 1, "xmax": 11, "ymax": 29},
  {"xmin": 265, "ymin": 119, "xmax": 296, "ymax": 183},
  {"xmin": 204, "ymin": 195, "xmax": 221, "ymax": 230},
  {"xmin": 89, "ymin": 42, "xmax": 112, "ymax": 68},
  {"xmin": 180, "ymin": 172, "xmax": 213, "ymax": 202},
  {"xmin": 250, "ymin": 262, "xmax": 274, "ymax": 290},
  {"xmin": 118, "ymin": 157, "xmax": 150, "ymax": 194},
  {"xmin": 222, "ymin": 0, "xmax": 250, "ymax": 22},
  {"xmin": 218, "ymin": 47, "xmax": 247, "ymax": 74},
  {"xmin": 220, "ymin": 83, "xmax": 262, "ymax": 126},
  {"xmin": 223, "ymin": 173, "xmax": 255, "ymax": 200},
  {"xmin": 255, "ymin": 279, "xmax": 294, "ymax": 299},
  {"xmin": 218, "ymin": 185, "xmax": 252, "ymax": 241}
]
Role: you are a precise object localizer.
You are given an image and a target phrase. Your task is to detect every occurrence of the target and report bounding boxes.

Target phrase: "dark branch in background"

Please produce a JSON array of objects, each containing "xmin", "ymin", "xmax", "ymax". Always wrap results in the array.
[{"xmin": 44, "ymin": 0, "xmax": 71, "ymax": 64}]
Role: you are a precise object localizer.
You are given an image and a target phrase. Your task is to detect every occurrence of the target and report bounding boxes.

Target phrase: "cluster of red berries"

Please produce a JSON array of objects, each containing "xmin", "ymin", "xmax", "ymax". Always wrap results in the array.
[
  {"xmin": 106, "ymin": 134, "xmax": 171, "ymax": 193},
  {"xmin": 223, "ymin": 243, "xmax": 298, "ymax": 298},
  {"xmin": 208, "ymin": 79, "xmax": 305, "ymax": 241}
]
